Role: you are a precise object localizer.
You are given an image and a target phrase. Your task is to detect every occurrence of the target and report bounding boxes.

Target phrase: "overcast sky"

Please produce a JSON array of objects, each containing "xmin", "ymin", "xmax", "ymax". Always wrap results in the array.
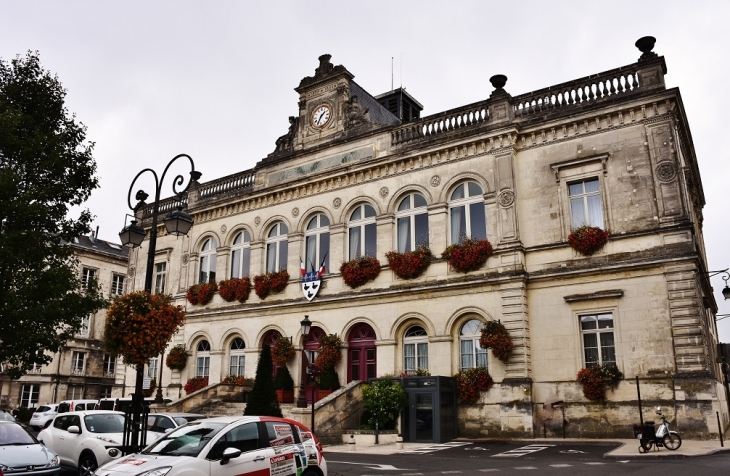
[{"xmin": 3, "ymin": 0, "xmax": 730, "ymax": 340}]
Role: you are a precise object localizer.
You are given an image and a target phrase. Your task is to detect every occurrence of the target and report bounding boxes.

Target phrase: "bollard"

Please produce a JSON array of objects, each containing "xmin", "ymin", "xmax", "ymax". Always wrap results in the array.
[
  {"xmin": 349, "ymin": 434, "xmax": 356, "ymax": 452},
  {"xmin": 396, "ymin": 434, "xmax": 403, "ymax": 450}
]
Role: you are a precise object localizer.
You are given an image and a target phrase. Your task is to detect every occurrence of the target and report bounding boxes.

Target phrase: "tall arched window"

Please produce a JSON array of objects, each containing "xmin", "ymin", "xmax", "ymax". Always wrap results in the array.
[
  {"xmin": 396, "ymin": 193, "xmax": 429, "ymax": 253},
  {"xmin": 348, "ymin": 203, "xmax": 376, "ymax": 260},
  {"xmin": 460, "ymin": 319, "xmax": 487, "ymax": 371},
  {"xmin": 403, "ymin": 325, "xmax": 428, "ymax": 375},
  {"xmin": 198, "ymin": 238, "xmax": 217, "ymax": 284},
  {"xmin": 266, "ymin": 222, "xmax": 288, "ymax": 273},
  {"xmin": 231, "ymin": 230, "xmax": 251, "ymax": 278},
  {"xmin": 229, "ymin": 337, "xmax": 246, "ymax": 377},
  {"xmin": 449, "ymin": 181, "xmax": 486, "ymax": 244},
  {"xmin": 195, "ymin": 340, "xmax": 211, "ymax": 378},
  {"xmin": 304, "ymin": 214, "xmax": 330, "ymax": 273}
]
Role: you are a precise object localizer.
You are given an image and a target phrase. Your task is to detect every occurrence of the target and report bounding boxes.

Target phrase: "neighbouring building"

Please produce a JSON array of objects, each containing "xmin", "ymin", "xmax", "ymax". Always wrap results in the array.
[
  {"xmin": 0, "ymin": 231, "xmax": 129, "ymax": 409},
  {"xmin": 122, "ymin": 37, "xmax": 728, "ymax": 439}
]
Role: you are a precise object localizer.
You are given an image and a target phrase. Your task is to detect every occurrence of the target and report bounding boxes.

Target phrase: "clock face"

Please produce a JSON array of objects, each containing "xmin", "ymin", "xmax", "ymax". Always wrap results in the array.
[{"xmin": 311, "ymin": 105, "xmax": 332, "ymax": 128}]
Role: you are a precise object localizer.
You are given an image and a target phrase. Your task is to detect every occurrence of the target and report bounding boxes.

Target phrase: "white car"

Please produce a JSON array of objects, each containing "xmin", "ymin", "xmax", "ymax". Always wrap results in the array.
[
  {"xmin": 146, "ymin": 413, "xmax": 206, "ymax": 440},
  {"xmin": 93, "ymin": 416, "xmax": 327, "ymax": 476},
  {"xmin": 29, "ymin": 404, "xmax": 59, "ymax": 430},
  {"xmin": 37, "ymin": 410, "xmax": 148, "ymax": 476}
]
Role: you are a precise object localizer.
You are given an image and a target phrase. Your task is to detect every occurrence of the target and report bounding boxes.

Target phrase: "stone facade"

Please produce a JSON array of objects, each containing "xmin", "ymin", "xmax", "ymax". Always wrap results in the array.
[{"xmin": 122, "ymin": 38, "xmax": 728, "ymax": 439}]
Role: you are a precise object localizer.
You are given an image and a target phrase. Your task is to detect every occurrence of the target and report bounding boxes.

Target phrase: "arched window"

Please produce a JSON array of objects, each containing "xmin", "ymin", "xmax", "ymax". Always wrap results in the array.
[
  {"xmin": 266, "ymin": 222, "xmax": 288, "ymax": 273},
  {"xmin": 195, "ymin": 340, "xmax": 211, "ymax": 378},
  {"xmin": 403, "ymin": 325, "xmax": 428, "ymax": 375},
  {"xmin": 460, "ymin": 319, "xmax": 487, "ymax": 371},
  {"xmin": 348, "ymin": 203, "xmax": 376, "ymax": 260},
  {"xmin": 229, "ymin": 337, "xmax": 246, "ymax": 377},
  {"xmin": 230, "ymin": 230, "xmax": 251, "ymax": 279},
  {"xmin": 198, "ymin": 238, "xmax": 217, "ymax": 284},
  {"xmin": 448, "ymin": 181, "xmax": 486, "ymax": 244},
  {"xmin": 396, "ymin": 193, "xmax": 429, "ymax": 253},
  {"xmin": 304, "ymin": 214, "xmax": 330, "ymax": 274}
]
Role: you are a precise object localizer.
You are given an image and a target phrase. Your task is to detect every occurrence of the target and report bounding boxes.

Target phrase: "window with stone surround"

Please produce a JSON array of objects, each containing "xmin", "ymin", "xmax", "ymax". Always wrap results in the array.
[
  {"xmin": 20, "ymin": 384, "xmax": 39, "ymax": 408},
  {"xmin": 396, "ymin": 192, "xmax": 429, "ymax": 252},
  {"xmin": 348, "ymin": 203, "xmax": 376, "ymax": 260},
  {"xmin": 305, "ymin": 214, "xmax": 330, "ymax": 274},
  {"xmin": 111, "ymin": 273, "xmax": 125, "ymax": 296},
  {"xmin": 265, "ymin": 222, "xmax": 288, "ymax": 273},
  {"xmin": 154, "ymin": 262, "xmax": 167, "ymax": 294},
  {"xmin": 403, "ymin": 325, "xmax": 428, "ymax": 375},
  {"xmin": 460, "ymin": 319, "xmax": 488, "ymax": 371},
  {"xmin": 569, "ymin": 178, "xmax": 604, "ymax": 228},
  {"xmin": 231, "ymin": 230, "xmax": 251, "ymax": 278},
  {"xmin": 580, "ymin": 312, "xmax": 616, "ymax": 367},
  {"xmin": 198, "ymin": 238, "xmax": 217, "ymax": 284},
  {"xmin": 229, "ymin": 337, "xmax": 245, "ymax": 377},
  {"xmin": 448, "ymin": 181, "xmax": 486, "ymax": 245},
  {"xmin": 196, "ymin": 340, "xmax": 211, "ymax": 378}
]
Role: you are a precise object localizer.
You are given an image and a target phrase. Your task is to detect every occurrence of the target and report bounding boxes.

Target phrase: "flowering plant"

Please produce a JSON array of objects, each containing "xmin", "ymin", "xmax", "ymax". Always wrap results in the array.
[
  {"xmin": 222, "ymin": 375, "xmax": 254, "ymax": 386},
  {"xmin": 165, "ymin": 345, "xmax": 188, "ymax": 371},
  {"xmin": 271, "ymin": 338, "xmax": 296, "ymax": 367},
  {"xmin": 253, "ymin": 269, "xmax": 290, "ymax": 299},
  {"xmin": 479, "ymin": 321, "xmax": 513, "ymax": 363},
  {"xmin": 568, "ymin": 225, "xmax": 609, "ymax": 256},
  {"xmin": 441, "ymin": 238, "xmax": 493, "ymax": 273},
  {"xmin": 340, "ymin": 256, "xmax": 381, "ymax": 288},
  {"xmin": 386, "ymin": 247, "xmax": 432, "ymax": 279},
  {"xmin": 454, "ymin": 367, "xmax": 494, "ymax": 404},
  {"xmin": 186, "ymin": 282, "xmax": 217, "ymax": 305},
  {"xmin": 315, "ymin": 334, "xmax": 342, "ymax": 370},
  {"xmin": 576, "ymin": 364, "xmax": 623, "ymax": 401},
  {"xmin": 104, "ymin": 291, "xmax": 186, "ymax": 366},
  {"xmin": 183, "ymin": 376, "xmax": 209, "ymax": 394},
  {"xmin": 401, "ymin": 368, "xmax": 431, "ymax": 377},
  {"xmin": 218, "ymin": 277, "xmax": 252, "ymax": 303}
]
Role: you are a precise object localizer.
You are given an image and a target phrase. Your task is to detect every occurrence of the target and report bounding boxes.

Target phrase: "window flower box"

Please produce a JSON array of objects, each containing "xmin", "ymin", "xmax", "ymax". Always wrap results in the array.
[
  {"xmin": 576, "ymin": 364, "xmax": 623, "ymax": 401},
  {"xmin": 218, "ymin": 277, "xmax": 252, "ymax": 303},
  {"xmin": 568, "ymin": 225, "xmax": 609, "ymax": 256},
  {"xmin": 183, "ymin": 376, "xmax": 209, "ymax": 395},
  {"xmin": 441, "ymin": 239, "xmax": 493, "ymax": 273},
  {"xmin": 253, "ymin": 269, "xmax": 290, "ymax": 299},
  {"xmin": 386, "ymin": 247, "xmax": 432, "ymax": 279},
  {"xmin": 186, "ymin": 282, "xmax": 217, "ymax": 305},
  {"xmin": 340, "ymin": 256, "xmax": 381, "ymax": 288}
]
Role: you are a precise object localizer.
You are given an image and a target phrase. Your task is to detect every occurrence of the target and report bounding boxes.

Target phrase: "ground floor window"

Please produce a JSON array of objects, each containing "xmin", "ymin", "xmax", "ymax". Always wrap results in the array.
[
  {"xmin": 99, "ymin": 386, "xmax": 112, "ymax": 399},
  {"xmin": 460, "ymin": 319, "xmax": 488, "ymax": 371},
  {"xmin": 66, "ymin": 385, "xmax": 83, "ymax": 400},
  {"xmin": 580, "ymin": 312, "xmax": 615, "ymax": 367},
  {"xmin": 229, "ymin": 337, "xmax": 245, "ymax": 376},
  {"xmin": 20, "ymin": 384, "xmax": 39, "ymax": 408},
  {"xmin": 196, "ymin": 340, "xmax": 211, "ymax": 377},
  {"xmin": 403, "ymin": 325, "xmax": 428, "ymax": 375}
]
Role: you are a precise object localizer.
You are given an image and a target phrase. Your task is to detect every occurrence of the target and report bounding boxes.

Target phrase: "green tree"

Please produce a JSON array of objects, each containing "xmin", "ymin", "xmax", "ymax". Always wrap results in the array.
[
  {"xmin": 244, "ymin": 344, "xmax": 282, "ymax": 417},
  {"xmin": 0, "ymin": 52, "xmax": 106, "ymax": 378},
  {"xmin": 361, "ymin": 378, "xmax": 406, "ymax": 430}
]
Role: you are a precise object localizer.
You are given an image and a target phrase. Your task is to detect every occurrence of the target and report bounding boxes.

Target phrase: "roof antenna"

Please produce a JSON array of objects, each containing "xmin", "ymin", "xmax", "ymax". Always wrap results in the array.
[{"xmin": 391, "ymin": 56, "xmax": 394, "ymax": 92}]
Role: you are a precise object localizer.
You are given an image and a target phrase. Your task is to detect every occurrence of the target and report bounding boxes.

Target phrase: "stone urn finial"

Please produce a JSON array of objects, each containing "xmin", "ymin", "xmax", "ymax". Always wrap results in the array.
[
  {"xmin": 635, "ymin": 36, "xmax": 658, "ymax": 61},
  {"xmin": 489, "ymin": 74, "xmax": 508, "ymax": 98}
]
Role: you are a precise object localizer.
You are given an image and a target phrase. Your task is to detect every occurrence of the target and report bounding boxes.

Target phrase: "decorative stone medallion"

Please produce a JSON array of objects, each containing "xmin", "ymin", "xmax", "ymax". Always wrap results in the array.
[
  {"xmin": 656, "ymin": 162, "xmax": 677, "ymax": 182},
  {"xmin": 220, "ymin": 224, "xmax": 227, "ymax": 234},
  {"xmin": 181, "ymin": 254, "xmax": 189, "ymax": 266},
  {"xmin": 292, "ymin": 207, "xmax": 299, "ymax": 217},
  {"xmin": 127, "ymin": 266, "xmax": 135, "ymax": 278},
  {"xmin": 498, "ymin": 189, "xmax": 515, "ymax": 207},
  {"xmin": 379, "ymin": 187, "xmax": 389, "ymax": 198},
  {"xmin": 254, "ymin": 216, "xmax": 261, "ymax": 226},
  {"xmin": 430, "ymin": 175, "xmax": 441, "ymax": 187},
  {"xmin": 333, "ymin": 197, "xmax": 342, "ymax": 209}
]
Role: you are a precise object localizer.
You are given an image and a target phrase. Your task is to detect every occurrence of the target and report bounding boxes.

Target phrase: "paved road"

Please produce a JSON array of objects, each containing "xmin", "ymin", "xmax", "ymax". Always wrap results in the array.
[{"xmin": 327, "ymin": 440, "xmax": 730, "ymax": 476}]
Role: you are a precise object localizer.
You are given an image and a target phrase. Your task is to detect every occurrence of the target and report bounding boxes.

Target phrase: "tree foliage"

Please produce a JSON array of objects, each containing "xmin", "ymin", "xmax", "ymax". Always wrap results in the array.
[
  {"xmin": 0, "ymin": 52, "xmax": 105, "ymax": 378},
  {"xmin": 244, "ymin": 344, "xmax": 282, "ymax": 417}
]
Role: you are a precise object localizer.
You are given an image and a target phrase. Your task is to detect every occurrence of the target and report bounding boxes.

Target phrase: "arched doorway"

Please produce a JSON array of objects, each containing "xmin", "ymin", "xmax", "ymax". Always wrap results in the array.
[
  {"xmin": 347, "ymin": 323, "xmax": 376, "ymax": 383},
  {"xmin": 304, "ymin": 326, "xmax": 325, "ymax": 403},
  {"xmin": 261, "ymin": 330, "xmax": 282, "ymax": 377}
]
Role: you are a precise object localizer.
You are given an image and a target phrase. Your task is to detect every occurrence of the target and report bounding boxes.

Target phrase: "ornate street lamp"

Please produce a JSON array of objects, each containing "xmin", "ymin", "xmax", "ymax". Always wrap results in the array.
[
  {"xmin": 296, "ymin": 315, "xmax": 312, "ymax": 408},
  {"xmin": 118, "ymin": 153, "xmax": 199, "ymax": 452}
]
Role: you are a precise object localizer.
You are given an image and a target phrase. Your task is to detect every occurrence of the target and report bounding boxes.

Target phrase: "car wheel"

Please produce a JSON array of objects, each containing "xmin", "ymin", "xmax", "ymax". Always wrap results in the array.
[{"xmin": 78, "ymin": 453, "xmax": 98, "ymax": 476}]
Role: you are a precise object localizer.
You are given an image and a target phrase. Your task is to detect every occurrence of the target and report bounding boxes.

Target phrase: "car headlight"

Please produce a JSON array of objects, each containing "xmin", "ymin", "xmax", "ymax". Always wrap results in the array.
[
  {"xmin": 107, "ymin": 448, "xmax": 121, "ymax": 458},
  {"xmin": 136, "ymin": 466, "xmax": 172, "ymax": 476},
  {"xmin": 49, "ymin": 455, "xmax": 60, "ymax": 467},
  {"xmin": 0, "ymin": 464, "xmax": 10, "ymax": 472}
]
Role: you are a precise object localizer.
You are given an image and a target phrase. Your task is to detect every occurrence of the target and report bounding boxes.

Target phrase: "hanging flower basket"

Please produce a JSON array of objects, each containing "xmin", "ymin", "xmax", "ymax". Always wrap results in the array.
[
  {"xmin": 165, "ymin": 345, "xmax": 188, "ymax": 371},
  {"xmin": 386, "ymin": 247, "xmax": 432, "ymax": 279},
  {"xmin": 441, "ymin": 238, "xmax": 493, "ymax": 273},
  {"xmin": 577, "ymin": 364, "xmax": 623, "ymax": 401},
  {"xmin": 271, "ymin": 337, "xmax": 296, "ymax": 367},
  {"xmin": 340, "ymin": 256, "xmax": 381, "ymax": 288},
  {"xmin": 183, "ymin": 376, "xmax": 209, "ymax": 394},
  {"xmin": 315, "ymin": 334, "xmax": 342, "ymax": 370},
  {"xmin": 186, "ymin": 282, "xmax": 217, "ymax": 305},
  {"xmin": 104, "ymin": 291, "xmax": 186, "ymax": 367},
  {"xmin": 218, "ymin": 277, "xmax": 252, "ymax": 303},
  {"xmin": 454, "ymin": 367, "xmax": 494, "ymax": 404},
  {"xmin": 253, "ymin": 269, "xmax": 290, "ymax": 299},
  {"xmin": 479, "ymin": 320, "xmax": 513, "ymax": 363},
  {"xmin": 222, "ymin": 375, "xmax": 254, "ymax": 386},
  {"xmin": 568, "ymin": 225, "xmax": 609, "ymax": 256}
]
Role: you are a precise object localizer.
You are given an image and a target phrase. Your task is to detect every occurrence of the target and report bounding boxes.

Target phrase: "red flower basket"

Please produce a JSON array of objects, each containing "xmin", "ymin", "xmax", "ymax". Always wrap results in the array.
[
  {"xmin": 340, "ymin": 256, "xmax": 381, "ymax": 288},
  {"xmin": 479, "ymin": 321, "xmax": 513, "ymax": 363},
  {"xmin": 271, "ymin": 338, "xmax": 296, "ymax": 367},
  {"xmin": 454, "ymin": 367, "xmax": 494, "ymax": 404},
  {"xmin": 568, "ymin": 225, "xmax": 609, "ymax": 256},
  {"xmin": 577, "ymin": 364, "xmax": 623, "ymax": 401},
  {"xmin": 165, "ymin": 345, "xmax": 187, "ymax": 371},
  {"xmin": 386, "ymin": 247, "xmax": 432, "ymax": 279},
  {"xmin": 183, "ymin": 376, "xmax": 209, "ymax": 394},
  {"xmin": 218, "ymin": 277, "xmax": 252, "ymax": 303},
  {"xmin": 315, "ymin": 334, "xmax": 342, "ymax": 370},
  {"xmin": 253, "ymin": 269, "xmax": 290, "ymax": 299},
  {"xmin": 186, "ymin": 282, "xmax": 217, "ymax": 305},
  {"xmin": 441, "ymin": 239, "xmax": 493, "ymax": 273}
]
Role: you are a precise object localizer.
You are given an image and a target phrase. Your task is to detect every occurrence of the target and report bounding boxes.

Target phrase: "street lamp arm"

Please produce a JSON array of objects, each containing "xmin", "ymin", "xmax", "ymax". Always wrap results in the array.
[
  {"xmin": 159, "ymin": 153, "xmax": 197, "ymax": 197},
  {"xmin": 125, "ymin": 168, "xmax": 159, "ymax": 211}
]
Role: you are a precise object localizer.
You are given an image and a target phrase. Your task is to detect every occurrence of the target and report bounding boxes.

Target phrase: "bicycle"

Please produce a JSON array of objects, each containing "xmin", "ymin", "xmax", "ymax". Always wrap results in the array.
[{"xmin": 635, "ymin": 406, "xmax": 682, "ymax": 453}]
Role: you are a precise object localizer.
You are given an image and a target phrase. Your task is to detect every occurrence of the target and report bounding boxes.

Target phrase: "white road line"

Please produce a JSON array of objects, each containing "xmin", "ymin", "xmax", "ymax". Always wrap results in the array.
[
  {"xmin": 492, "ymin": 444, "xmax": 556, "ymax": 458},
  {"xmin": 478, "ymin": 470, "xmax": 501, "ymax": 472},
  {"xmin": 513, "ymin": 467, "xmax": 538, "ymax": 470},
  {"xmin": 442, "ymin": 472, "xmax": 462, "ymax": 474},
  {"xmin": 584, "ymin": 462, "xmax": 606, "ymax": 465},
  {"xmin": 550, "ymin": 464, "xmax": 573, "ymax": 467}
]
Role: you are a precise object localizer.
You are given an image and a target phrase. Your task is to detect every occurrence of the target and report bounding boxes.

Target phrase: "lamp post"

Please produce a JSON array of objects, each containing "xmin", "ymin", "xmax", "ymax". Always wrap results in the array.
[
  {"xmin": 296, "ymin": 315, "xmax": 312, "ymax": 408},
  {"xmin": 154, "ymin": 350, "xmax": 165, "ymax": 404},
  {"xmin": 118, "ymin": 153, "xmax": 199, "ymax": 452}
]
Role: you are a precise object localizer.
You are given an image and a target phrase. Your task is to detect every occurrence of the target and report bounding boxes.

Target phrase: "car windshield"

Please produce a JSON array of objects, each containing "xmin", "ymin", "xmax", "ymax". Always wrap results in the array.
[
  {"xmin": 35, "ymin": 406, "xmax": 52, "ymax": 413},
  {"xmin": 173, "ymin": 416, "xmax": 204, "ymax": 425},
  {"xmin": 84, "ymin": 414, "xmax": 125, "ymax": 433},
  {"xmin": 0, "ymin": 424, "xmax": 37, "ymax": 445},
  {"xmin": 0, "ymin": 413, "xmax": 15, "ymax": 422},
  {"xmin": 142, "ymin": 421, "xmax": 227, "ymax": 457}
]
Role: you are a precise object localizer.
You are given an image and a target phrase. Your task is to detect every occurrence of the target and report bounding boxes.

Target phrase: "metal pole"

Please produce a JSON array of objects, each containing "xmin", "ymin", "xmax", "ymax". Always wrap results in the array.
[
  {"xmin": 311, "ymin": 378, "xmax": 315, "ymax": 432},
  {"xmin": 297, "ymin": 342, "xmax": 308, "ymax": 408},
  {"xmin": 154, "ymin": 351, "xmax": 165, "ymax": 404},
  {"xmin": 717, "ymin": 412, "xmax": 724, "ymax": 447},
  {"xmin": 636, "ymin": 376, "xmax": 644, "ymax": 426}
]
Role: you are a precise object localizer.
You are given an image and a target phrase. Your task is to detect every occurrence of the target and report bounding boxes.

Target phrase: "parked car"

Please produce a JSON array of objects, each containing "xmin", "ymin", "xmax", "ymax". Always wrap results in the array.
[
  {"xmin": 29, "ymin": 404, "xmax": 59, "ymax": 430},
  {"xmin": 146, "ymin": 413, "xmax": 206, "ymax": 439},
  {"xmin": 0, "ymin": 412, "xmax": 16, "ymax": 422},
  {"xmin": 95, "ymin": 416, "xmax": 327, "ymax": 476},
  {"xmin": 57, "ymin": 400, "xmax": 98, "ymax": 414},
  {"xmin": 0, "ymin": 420, "xmax": 60, "ymax": 476},
  {"xmin": 37, "ymin": 411, "xmax": 138, "ymax": 476},
  {"xmin": 96, "ymin": 398, "xmax": 171, "ymax": 412}
]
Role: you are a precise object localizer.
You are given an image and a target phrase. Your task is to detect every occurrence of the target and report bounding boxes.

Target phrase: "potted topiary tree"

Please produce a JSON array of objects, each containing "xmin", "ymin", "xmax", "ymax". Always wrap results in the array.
[
  {"xmin": 317, "ymin": 367, "xmax": 341, "ymax": 399},
  {"xmin": 273, "ymin": 365, "xmax": 294, "ymax": 403},
  {"xmin": 243, "ymin": 344, "xmax": 282, "ymax": 417}
]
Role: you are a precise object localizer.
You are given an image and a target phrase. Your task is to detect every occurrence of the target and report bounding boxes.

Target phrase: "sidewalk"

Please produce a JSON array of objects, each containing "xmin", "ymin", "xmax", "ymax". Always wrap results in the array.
[{"xmin": 324, "ymin": 438, "xmax": 730, "ymax": 459}]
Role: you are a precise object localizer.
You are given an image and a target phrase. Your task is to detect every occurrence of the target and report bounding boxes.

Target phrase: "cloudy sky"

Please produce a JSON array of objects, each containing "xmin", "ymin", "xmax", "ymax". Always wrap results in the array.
[{"xmin": 3, "ymin": 1, "xmax": 730, "ymax": 339}]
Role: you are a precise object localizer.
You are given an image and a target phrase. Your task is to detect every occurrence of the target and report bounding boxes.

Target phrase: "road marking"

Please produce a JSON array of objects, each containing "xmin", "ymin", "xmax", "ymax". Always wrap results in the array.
[
  {"xmin": 327, "ymin": 461, "xmax": 411, "ymax": 470},
  {"xmin": 464, "ymin": 446, "xmax": 490, "ymax": 450},
  {"xmin": 550, "ymin": 464, "xmax": 573, "ymax": 467},
  {"xmin": 479, "ymin": 470, "xmax": 501, "ymax": 472},
  {"xmin": 513, "ymin": 467, "xmax": 538, "ymax": 470},
  {"xmin": 492, "ymin": 444, "xmax": 556, "ymax": 458},
  {"xmin": 442, "ymin": 472, "xmax": 462, "ymax": 474},
  {"xmin": 401, "ymin": 441, "xmax": 471, "ymax": 454},
  {"xmin": 559, "ymin": 449, "xmax": 586, "ymax": 454},
  {"xmin": 403, "ymin": 474, "xmax": 423, "ymax": 475},
  {"xmin": 584, "ymin": 462, "xmax": 606, "ymax": 465},
  {"xmin": 618, "ymin": 460, "xmax": 631, "ymax": 463}
]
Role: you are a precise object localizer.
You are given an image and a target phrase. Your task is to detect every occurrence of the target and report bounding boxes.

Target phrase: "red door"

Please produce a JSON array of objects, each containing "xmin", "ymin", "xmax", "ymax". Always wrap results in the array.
[
  {"xmin": 262, "ymin": 330, "xmax": 282, "ymax": 377},
  {"xmin": 347, "ymin": 324, "xmax": 376, "ymax": 383},
  {"xmin": 304, "ymin": 327, "xmax": 325, "ymax": 404}
]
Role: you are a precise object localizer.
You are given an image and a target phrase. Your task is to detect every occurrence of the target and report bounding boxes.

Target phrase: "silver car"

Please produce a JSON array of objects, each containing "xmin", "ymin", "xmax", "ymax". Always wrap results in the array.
[{"xmin": 0, "ymin": 421, "xmax": 60, "ymax": 476}]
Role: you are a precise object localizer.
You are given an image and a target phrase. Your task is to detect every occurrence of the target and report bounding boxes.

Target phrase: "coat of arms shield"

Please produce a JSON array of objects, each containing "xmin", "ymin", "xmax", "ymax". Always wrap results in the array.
[{"xmin": 301, "ymin": 258, "xmax": 326, "ymax": 302}]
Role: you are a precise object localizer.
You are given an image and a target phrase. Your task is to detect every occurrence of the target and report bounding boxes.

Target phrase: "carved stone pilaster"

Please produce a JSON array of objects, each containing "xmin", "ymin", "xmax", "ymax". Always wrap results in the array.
[{"xmin": 500, "ymin": 280, "xmax": 530, "ymax": 379}]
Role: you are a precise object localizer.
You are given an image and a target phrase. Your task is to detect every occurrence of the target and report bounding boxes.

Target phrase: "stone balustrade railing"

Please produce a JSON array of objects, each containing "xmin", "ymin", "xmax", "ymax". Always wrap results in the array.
[
  {"xmin": 198, "ymin": 169, "xmax": 256, "ymax": 198},
  {"xmin": 391, "ymin": 101, "xmax": 490, "ymax": 146}
]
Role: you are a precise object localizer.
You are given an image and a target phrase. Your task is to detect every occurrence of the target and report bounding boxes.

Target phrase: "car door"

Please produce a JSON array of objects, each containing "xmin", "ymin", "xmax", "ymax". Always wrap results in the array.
[
  {"xmin": 55, "ymin": 414, "xmax": 83, "ymax": 467},
  {"xmin": 205, "ymin": 422, "xmax": 276, "ymax": 476}
]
